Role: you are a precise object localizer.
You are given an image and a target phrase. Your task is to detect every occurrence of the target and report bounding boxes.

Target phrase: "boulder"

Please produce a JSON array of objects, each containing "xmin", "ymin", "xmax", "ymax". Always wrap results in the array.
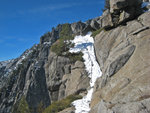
[
  {"xmin": 102, "ymin": 0, "xmax": 143, "ymax": 28},
  {"xmin": 90, "ymin": 19, "xmax": 101, "ymax": 30},
  {"xmin": 101, "ymin": 13, "xmax": 113, "ymax": 29},
  {"xmin": 71, "ymin": 21, "xmax": 86, "ymax": 35},
  {"xmin": 110, "ymin": 0, "xmax": 142, "ymax": 13}
]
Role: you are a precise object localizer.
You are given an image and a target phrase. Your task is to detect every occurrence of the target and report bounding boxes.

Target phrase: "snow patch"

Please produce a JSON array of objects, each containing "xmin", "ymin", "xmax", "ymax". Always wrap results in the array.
[
  {"xmin": 43, "ymin": 42, "xmax": 51, "ymax": 45},
  {"xmin": 16, "ymin": 49, "xmax": 33, "ymax": 65},
  {"xmin": 0, "ymin": 60, "xmax": 13, "ymax": 67},
  {"xmin": 70, "ymin": 32, "xmax": 102, "ymax": 113},
  {"xmin": 0, "ymin": 59, "xmax": 15, "ymax": 77}
]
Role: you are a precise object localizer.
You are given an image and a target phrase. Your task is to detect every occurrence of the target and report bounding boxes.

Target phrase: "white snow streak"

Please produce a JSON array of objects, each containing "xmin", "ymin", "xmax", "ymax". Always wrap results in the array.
[{"xmin": 70, "ymin": 32, "xmax": 102, "ymax": 113}]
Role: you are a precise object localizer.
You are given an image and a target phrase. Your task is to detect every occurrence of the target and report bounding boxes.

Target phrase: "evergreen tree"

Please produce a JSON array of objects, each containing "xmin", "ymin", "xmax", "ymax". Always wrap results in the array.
[{"xmin": 104, "ymin": 0, "xmax": 110, "ymax": 10}]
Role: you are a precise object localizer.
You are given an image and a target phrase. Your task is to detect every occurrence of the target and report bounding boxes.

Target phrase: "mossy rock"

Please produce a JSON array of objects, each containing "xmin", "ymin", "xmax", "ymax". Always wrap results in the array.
[{"xmin": 92, "ymin": 28, "xmax": 105, "ymax": 37}]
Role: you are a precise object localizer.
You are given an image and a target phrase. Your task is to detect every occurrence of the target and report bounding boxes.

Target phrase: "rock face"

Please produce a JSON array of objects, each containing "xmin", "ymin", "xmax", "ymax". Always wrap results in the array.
[
  {"xmin": 91, "ymin": 11, "xmax": 150, "ymax": 113},
  {"xmin": 45, "ymin": 52, "xmax": 90, "ymax": 102},
  {"xmin": 0, "ymin": 21, "xmax": 92, "ymax": 113},
  {"xmin": 0, "ymin": 0, "xmax": 150, "ymax": 113},
  {"xmin": 0, "ymin": 24, "xmax": 66, "ymax": 113},
  {"xmin": 61, "ymin": 61, "xmax": 90, "ymax": 98},
  {"xmin": 0, "ymin": 44, "xmax": 51, "ymax": 113},
  {"xmin": 0, "ymin": 60, "xmax": 17, "ymax": 89}
]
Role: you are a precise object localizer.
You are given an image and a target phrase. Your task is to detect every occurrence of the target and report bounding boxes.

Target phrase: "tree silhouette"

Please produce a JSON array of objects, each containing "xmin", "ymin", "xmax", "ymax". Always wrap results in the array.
[{"xmin": 105, "ymin": 0, "xmax": 110, "ymax": 10}]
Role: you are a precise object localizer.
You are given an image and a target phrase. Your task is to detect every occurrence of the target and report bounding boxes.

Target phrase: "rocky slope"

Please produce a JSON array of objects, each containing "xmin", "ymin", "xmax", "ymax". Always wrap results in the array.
[
  {"xmin": 90, "ymin": 0, "xmax": 150, "ymax": 113},
  {"xmin": 0, "ymin": 0, "xmax": 150, "ymax": 113},
  {"xmin": 0, "ymin": 18, "xmax": 98, "ymax": 113}
]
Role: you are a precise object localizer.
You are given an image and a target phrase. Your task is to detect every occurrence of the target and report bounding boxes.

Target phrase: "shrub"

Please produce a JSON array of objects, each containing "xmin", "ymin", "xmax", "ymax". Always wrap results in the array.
[
  {"xmin": 51, "ymin": 23, "xmax": 74, "ymax": 56},
  {"xmin": 60, "ymin": 24, "xmax": 73, "ymax": 38},
  {"xmin": 51, "ymin": 39, "xmax": 66, "ymax": 56},
  {"xmin": 51, "ymin": 23, "xmax": 84, "ymax": 63},
  {"xmin": 37, "ymin": 101, "xmax": 45, "ymax": 113},
  {"xmin": 92, "ymin": 28, "xmax": 105, "ymax": 37},
  {"xmin": 12, "ymin": 96, "xmax": 31, "ymax": 113},
  {"xmin": 66, "ymin": 52, "xmax": 84, "ymax": 63},
  {"xmin": 42, "ymin": 94, "xmax": 82, "ymax": 113}
]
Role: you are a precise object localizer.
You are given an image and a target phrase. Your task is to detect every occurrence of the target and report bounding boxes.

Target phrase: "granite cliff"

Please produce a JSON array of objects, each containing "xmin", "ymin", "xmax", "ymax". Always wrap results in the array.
[{"xmin": 0, "ymin": 0, "xmax": 150, "ymax": 113}]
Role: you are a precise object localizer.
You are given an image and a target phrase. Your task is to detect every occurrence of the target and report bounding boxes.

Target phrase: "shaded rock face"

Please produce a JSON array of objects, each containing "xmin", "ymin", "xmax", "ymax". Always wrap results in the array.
[
  {"xmin": 110, "ymin": 0, "xmax": 142, "ymax": 12},
  {"xmin": 71, "ymin": 20, "xmax": 99, "ymax": 35},
  {"xmin": 71, "ymin": 21, "xmax": 86, "ymax": 35},
  {"xmin": 0, "ymin": 20, "xmax": 93, "ymax": 113},
  {"xmin": 91, "ymin": 11, "xmax": 150, "ymax": 113},
  {"xmin": 0, "ymin": 44, "xmax": 51, "ymax": 113},
  {"xmin": 0, "ymin": 60, "xmax": 17, "ymax": 89},
  {"xmin": 0, "ymin": 24, "xmax": 66, "ymax": 113}
]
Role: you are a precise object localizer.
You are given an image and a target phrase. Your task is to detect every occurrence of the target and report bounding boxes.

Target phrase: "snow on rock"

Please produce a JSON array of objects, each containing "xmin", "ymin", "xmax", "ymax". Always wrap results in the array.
[
  {"xmin": 0, "ymin": 61, "xmax": 10, "ymax": 68},
  {"xmin": 0, "ymin": 59, "xmax": 15, "ymax": 67},
  {"xmin": 70, "ymin": 32, "xmax": 102, "ymax": 113},
  {"xmin": 16, "ymin": 45, "xmax": 37, "ymax": 66},
  {"xmin": 43, "ymin": 42, "xmax": 51, "ymax": 45},
  {"xmin": 0, "ymin": 59, "xmax": 15, "ymax": 78}
]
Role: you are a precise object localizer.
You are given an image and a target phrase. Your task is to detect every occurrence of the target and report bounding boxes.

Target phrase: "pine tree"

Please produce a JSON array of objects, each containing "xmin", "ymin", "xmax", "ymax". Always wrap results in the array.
[{"xmin": 105, "ymin": 0, "xmax": 110, "ymax": 10}]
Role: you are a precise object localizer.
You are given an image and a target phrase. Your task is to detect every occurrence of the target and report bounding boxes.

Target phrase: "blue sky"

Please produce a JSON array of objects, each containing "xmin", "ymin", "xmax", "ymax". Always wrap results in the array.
[{"xmin": 0, "ymin": 0, "xmax": 105, "ymax": 61}]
